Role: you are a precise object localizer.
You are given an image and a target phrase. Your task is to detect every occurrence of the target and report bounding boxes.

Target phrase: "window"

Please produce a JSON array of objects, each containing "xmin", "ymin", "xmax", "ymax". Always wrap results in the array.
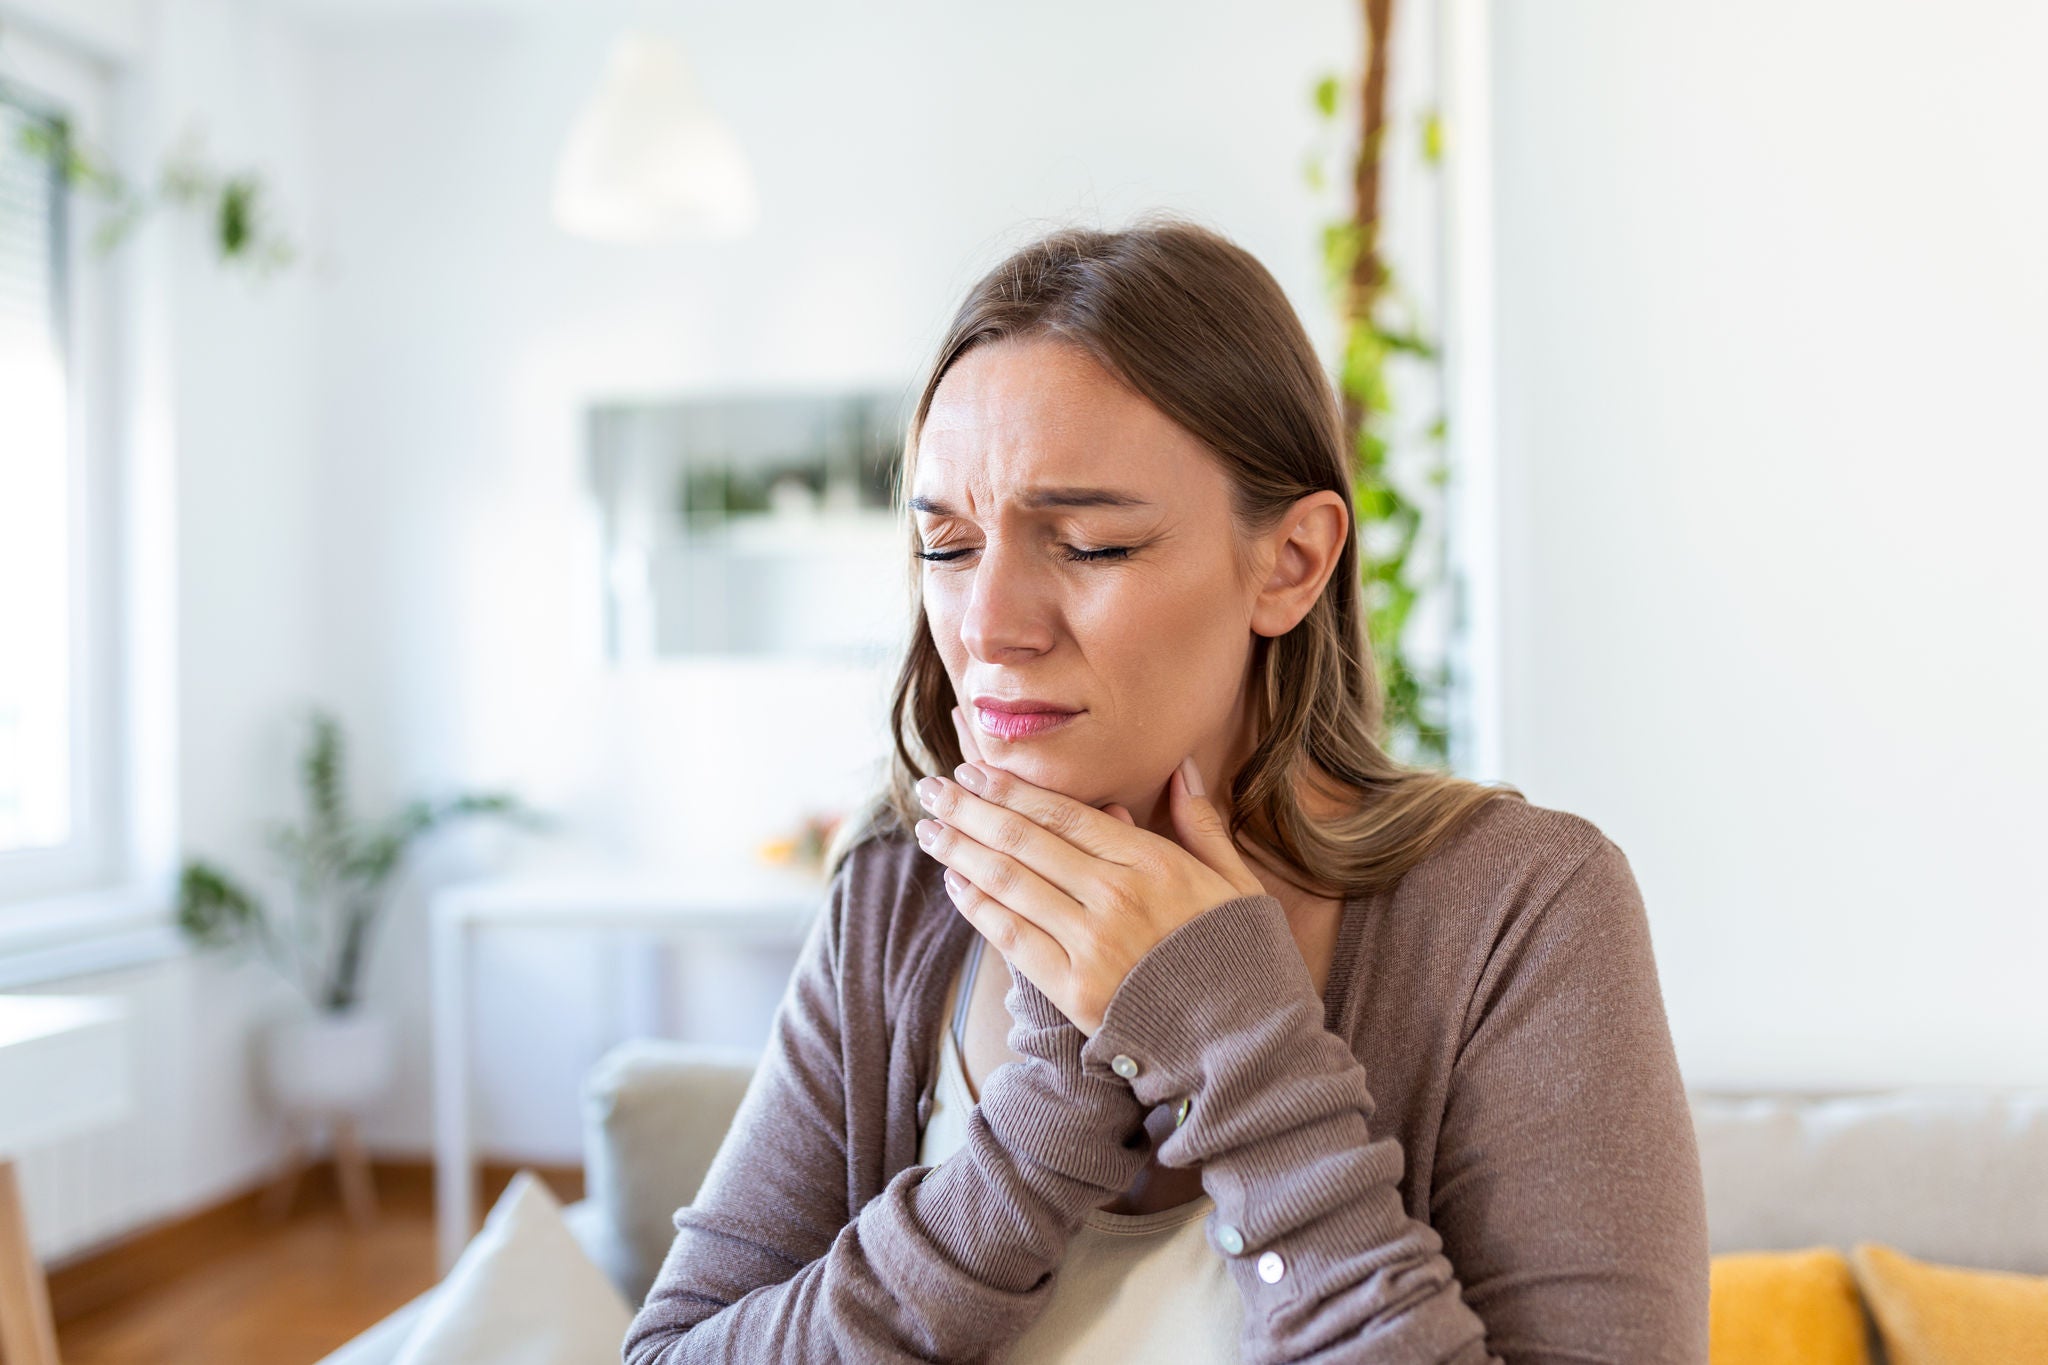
[
  {"xmin": 0, "ymin": 31, "xmax": 122, "ymax": 907},
  {"xmin": 0, "ymin": 93, "xmax": 72, "ymax": 854}
]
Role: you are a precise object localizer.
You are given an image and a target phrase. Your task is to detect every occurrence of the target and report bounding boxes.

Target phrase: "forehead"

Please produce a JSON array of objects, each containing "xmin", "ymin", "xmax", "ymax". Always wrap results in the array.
[{"xmin": 912, "ymin": 337, "xmax": 1212, "ymax": 507}]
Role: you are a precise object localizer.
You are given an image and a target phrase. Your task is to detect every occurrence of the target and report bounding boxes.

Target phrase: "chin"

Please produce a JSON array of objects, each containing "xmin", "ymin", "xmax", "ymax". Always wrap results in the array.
[{"xmin": 987, "ymin": 754, "xmax": 1107, "ymax": 804}]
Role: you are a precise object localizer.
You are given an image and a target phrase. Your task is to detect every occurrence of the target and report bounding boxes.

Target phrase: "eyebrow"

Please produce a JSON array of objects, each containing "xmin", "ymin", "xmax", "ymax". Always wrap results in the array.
[{"xmin": 908, "ymin": 487, "xmax": 1152, "ymax": 516}]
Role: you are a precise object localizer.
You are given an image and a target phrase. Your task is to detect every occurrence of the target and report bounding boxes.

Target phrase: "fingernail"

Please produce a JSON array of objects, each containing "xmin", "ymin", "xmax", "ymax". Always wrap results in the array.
[
  {"xmin": 1179, "ymin": 754, "xmax": 1205, "ymax": 797},
  {"xmin": 954, "ymin": 762, "xmax": 986, "ymax": 794}
]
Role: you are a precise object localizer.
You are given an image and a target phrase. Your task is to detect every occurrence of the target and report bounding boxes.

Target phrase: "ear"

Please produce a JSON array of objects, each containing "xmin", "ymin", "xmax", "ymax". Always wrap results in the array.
[{"xmin": 1248, "ymin": 491, "xmax": 1350, "ymax": 639}]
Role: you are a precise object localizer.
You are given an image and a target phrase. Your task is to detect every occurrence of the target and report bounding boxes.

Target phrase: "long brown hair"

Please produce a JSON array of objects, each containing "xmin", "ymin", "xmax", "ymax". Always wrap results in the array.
[{"xmin": 827, "ymin": 211, "xmax": 1520, "ymax": 900}]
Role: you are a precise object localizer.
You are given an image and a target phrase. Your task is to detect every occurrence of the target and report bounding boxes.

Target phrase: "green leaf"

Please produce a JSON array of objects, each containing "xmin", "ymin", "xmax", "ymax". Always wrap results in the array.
[
  {"xmin": 1421, "ymin": 108, "xmax": 1445, "ymax": 166},
  {"xmin": 176, "ymin": 861, "xmax": 266, "ymax": 948},
  {"xmin": 302, "ymin": 710, "xmax": 348, "ymax": 839},
  {"xmin": 1320, "ymin": 222, "xmax": 1366, "ymax": 295},
  {"xmin": 1313, "ymin": 74, "xmax": 1340, "ymax": 120},
  {"xmin": 1341, "ymin": 326, "xmax": 1392, "ymax": 414},
  {"xmin": 218, "ymin": 178, "xmax": 256, "ymax": 257},
  {"xmin": 1371, "ymin": 323, "xmax": 1439, "ymax": 361},
  {"xmin": 1357, "ymin": 481, "xmax": 1396, "ymax": 521}
]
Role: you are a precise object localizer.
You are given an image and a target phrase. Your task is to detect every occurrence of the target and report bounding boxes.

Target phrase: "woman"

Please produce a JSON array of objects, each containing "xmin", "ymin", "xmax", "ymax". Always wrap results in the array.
[{"xmin": 623, "ymin": 216, "xmax": 1709, "ymax": 1363}]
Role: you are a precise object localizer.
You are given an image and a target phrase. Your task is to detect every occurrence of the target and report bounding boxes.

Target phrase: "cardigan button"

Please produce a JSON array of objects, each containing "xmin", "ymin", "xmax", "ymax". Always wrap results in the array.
[
  {"xmin": 1110, "ymin": 1054, "xmax": 1140, "ymax": 1079},
  {"xmin": 1257, "ymin": 1250, "xmax": 1286, "ymax": 1283},
  {"xmin": 1215, "ymin": 1222, "xmax": 1245, "ymax": 1256}
]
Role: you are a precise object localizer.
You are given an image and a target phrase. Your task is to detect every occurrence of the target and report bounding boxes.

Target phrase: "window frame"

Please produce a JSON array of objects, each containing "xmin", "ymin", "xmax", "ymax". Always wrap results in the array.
[{"xmin": 0, "ymin": 20, "xmax": 143, "ymax": 943}]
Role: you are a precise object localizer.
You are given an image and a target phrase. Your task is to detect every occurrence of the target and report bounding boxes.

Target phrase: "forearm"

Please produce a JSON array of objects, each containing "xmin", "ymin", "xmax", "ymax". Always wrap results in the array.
[
  {"xmin": 624, "ymin": 972, "xmax": 1150, "ymax": 1363},
  {"xmin": 1077, "ymin": 894, "xmax": 1497, "ymax": 1364}
]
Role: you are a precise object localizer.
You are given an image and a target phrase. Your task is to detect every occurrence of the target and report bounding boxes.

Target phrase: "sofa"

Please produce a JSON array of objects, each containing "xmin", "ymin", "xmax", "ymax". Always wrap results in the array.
[{"xmin": 317, "ymin": 1041, "xmax": 2048, "ymax": 1364}]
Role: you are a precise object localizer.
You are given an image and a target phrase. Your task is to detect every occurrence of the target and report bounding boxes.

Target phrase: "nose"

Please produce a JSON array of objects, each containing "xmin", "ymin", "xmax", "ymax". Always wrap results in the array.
[{"xmin": 958, "ymin": 538, "xmax": 1055, "ymax": 662}]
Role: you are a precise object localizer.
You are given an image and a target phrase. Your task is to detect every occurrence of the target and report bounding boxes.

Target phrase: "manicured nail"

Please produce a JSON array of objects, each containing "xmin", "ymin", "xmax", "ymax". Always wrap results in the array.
[
  {"xmin": 1179, "ymin": 754, "xmax": 1205, "ymax": 797},
  {"xmin": 954, "ymin": 762, "xmax": 986, "ymax": 794}
]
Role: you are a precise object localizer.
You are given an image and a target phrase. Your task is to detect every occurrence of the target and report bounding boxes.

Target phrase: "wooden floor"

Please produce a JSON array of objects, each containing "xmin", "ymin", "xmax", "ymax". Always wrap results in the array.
[{"xmin": 46, "ymin": 1159, "xmax": 583, "ymax": 1365}]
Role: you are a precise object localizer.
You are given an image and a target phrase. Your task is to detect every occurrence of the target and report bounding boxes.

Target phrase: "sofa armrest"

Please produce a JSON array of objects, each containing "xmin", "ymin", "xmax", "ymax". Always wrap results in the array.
[
  {"xmin": 314, "ymin": 1041, "xmax": 762, "ymax": 1364},
  {"xmin": 581, "ymin": 1038, "xmax": 760, "ymax": 1306}
]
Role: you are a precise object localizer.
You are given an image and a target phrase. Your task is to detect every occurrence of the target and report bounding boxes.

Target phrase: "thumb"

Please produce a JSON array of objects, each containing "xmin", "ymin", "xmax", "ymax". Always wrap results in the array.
[{"xmin": 1169, "ymin": 755, "xmax": 1239, "ymax": 876}]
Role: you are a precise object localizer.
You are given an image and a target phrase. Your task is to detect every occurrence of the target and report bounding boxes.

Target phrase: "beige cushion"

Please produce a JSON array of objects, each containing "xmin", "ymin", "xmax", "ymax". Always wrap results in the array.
[
  {"xmin": 1690, "ymin": 1088, "xmax": 2048, "ymax": 1274},
  {"xmin": 390, "ymin": 1171, "xmax": 632, "ymax": 1365},
  {"xmin": 581, "ymin": 1039, "xmax": 760, "ymax": 1306}
]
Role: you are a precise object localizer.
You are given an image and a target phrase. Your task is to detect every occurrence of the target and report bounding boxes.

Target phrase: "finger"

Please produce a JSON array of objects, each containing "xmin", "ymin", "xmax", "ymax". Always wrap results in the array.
[
  {"xmin": 950, "ymin": 702, "xmax": 1127, "ymax": 867},
  {"xmin": 941, "ymin": 865, "xmax": 1068, "ymax": 982},
  {"xmin": 1102, "ymin": 802, "xmax": 1136, "ymax": 827},
  {"xmin": 950, "ymin": 704, "xmax": 990, "ymax": 766},
  {"xmin": 1169, "ymin": 754, "xmax": 1265, "ymax": 896},
  {"xmin": 918, "ymin": 814, "xmax": 1083, "ymax": 948},
  {"xmin": 945, "ymin": 761, "xmax": 1145, "ymax": 871}
]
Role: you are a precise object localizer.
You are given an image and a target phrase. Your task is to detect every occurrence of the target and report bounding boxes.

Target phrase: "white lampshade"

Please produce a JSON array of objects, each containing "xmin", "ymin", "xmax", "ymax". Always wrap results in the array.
[{"xmin": 552, "ymin": 33, "xmax": 759, "ymax": 242}]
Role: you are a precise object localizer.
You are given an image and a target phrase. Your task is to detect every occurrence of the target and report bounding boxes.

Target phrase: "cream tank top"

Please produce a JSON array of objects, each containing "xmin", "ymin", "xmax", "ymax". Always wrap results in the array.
[{"xmin": 916, "ymin": 935, "xmax": 1244, "ymax": 1361}]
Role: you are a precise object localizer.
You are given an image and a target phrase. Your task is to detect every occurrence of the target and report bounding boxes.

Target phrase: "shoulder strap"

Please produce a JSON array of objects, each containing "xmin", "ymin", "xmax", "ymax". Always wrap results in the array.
[{"xmin": 951, "ymin": 933, "xmax": 985, "ymax": 1053}]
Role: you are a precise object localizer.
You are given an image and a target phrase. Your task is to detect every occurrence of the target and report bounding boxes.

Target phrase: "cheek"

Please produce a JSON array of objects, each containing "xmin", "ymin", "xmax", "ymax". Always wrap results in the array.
[
  {"xmin": 925, "ymin": 596, "xmax": 967, "ymax": 672},
  {"xmin": 1081, "ymin": 581, "xmax": 1239, "ymax": 701}
]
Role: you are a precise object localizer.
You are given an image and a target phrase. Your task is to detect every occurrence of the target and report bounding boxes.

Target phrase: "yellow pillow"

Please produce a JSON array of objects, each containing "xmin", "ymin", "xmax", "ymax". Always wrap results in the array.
[
  {"xmin": 1710, "ymin": 1248, "xmax": 1871, "ymax": 1365},
  {"xmin": 1849, "ymin": 1242, "xmax": 2048, "ymax": 1365}
]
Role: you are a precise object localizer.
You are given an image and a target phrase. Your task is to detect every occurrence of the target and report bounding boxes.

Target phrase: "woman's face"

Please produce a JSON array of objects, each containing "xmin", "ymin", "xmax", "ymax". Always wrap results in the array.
[{"xmin": 913, "ymin": 336, "xmax": 1341, "ymax": 827}]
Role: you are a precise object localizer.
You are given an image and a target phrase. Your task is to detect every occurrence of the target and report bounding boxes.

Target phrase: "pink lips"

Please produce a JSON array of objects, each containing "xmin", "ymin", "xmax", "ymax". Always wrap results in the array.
[{"xmin": 975, "ymin": 705, "xmax": 1080, "ymax": 742}]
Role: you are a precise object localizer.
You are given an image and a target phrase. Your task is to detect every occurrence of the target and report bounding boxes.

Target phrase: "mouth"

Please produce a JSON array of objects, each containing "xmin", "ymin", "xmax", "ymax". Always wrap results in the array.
[{"xmin": 972, "ymin": 697, "xmax": 1082, "ymax": 743}]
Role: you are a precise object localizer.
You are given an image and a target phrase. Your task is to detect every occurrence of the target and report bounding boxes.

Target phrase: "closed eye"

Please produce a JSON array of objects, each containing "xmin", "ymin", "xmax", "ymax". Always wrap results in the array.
[{"xmin": 915, "ymin": 544, "xmax": 1132, "ymax": 564}]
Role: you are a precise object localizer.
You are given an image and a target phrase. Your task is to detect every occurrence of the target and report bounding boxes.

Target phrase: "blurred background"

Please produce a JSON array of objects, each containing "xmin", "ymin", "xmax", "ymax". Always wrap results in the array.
[{"xmin": 0, "ymin": 0, "xmax": 2043, "ymax": 1361}]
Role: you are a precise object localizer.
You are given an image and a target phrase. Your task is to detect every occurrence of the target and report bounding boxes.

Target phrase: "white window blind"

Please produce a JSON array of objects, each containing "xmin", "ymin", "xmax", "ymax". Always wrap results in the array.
[{"xmin": 0, "ymin": 90, "xmax": 72, "ymax": 858}]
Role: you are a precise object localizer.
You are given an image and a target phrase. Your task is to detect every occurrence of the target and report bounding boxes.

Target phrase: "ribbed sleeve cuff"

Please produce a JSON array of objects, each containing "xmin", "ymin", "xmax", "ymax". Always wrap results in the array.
[
  {"xmin": 903, "ymin": 961, "xmax": 1152, "ymax": 1290},
  {"xmin": 989, "ymin": 964, "xmax": 1154, "ymax": 1186},
  {"xmin": 1075, "ymin": 894, "xmax": 1355, "ymax": 1162}
]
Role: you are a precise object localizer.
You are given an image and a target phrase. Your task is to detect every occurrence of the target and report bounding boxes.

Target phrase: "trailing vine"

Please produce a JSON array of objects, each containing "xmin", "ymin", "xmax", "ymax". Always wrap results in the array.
[
  {"xmin": 1306, "ymin": 0, "xmax": 1453, "ymax": 767},
  {"xmin": 1, "ymin": 22, "xmax": 296, "ymax": 275}
]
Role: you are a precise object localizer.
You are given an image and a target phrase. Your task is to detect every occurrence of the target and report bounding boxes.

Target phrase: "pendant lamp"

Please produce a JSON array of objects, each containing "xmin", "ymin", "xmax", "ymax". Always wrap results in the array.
[{"xmin": 551, "ymin": 33, "xmax": 759, "ymax": 242}]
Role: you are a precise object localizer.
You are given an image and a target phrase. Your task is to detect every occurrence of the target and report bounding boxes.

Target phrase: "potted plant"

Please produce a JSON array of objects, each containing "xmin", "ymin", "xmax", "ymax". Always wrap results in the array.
[{"xmin": 177, "ymin": 709, "xmax": 548, "ymax": 1122}]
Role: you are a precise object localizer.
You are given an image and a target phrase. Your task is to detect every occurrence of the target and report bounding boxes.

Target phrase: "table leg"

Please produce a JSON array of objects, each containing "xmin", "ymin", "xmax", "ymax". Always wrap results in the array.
[
  {"xmin": 261, "ymin": 1113, "xmax": 311, "ymax": 1222},
  {"xmin": 0, "ymin": 1157, "xmax": 61, "ymax": 1365},
  {"xmin": 333, "ymin": 1116, "xmax": 379, "ymax": 1228}
]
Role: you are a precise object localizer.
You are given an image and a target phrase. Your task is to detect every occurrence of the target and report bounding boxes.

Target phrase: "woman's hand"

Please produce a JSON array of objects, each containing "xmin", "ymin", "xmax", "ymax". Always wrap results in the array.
[{"xmin": 914, "ymin": 705, "xmax": 1267, "ymax": 1037}]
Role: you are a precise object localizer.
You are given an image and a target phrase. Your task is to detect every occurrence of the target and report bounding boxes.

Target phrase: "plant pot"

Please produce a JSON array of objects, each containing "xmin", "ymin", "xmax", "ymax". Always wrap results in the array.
[{"xmin": 259, "ymin": 1004, "xmax": 395, "ymax": 1118}]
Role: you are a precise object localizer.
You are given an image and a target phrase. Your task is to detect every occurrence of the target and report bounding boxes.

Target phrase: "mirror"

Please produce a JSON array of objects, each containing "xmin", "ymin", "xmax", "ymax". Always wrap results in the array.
[{"xmin": 588, "ymin": 388, "xmax": 914, "ymax": 664}]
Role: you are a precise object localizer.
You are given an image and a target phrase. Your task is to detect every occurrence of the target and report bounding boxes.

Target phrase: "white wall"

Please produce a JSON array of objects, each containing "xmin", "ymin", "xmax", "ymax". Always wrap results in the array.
[
  {"xmin": 2, "ymin": 0, "xmax": 331, "ymax": 1261},
  {"xmin": 157, "ymin": 0, "xmax": 335, "ymax": 1209},
  {"xmin": 1487, "ymin": 0, "xmax": 2048, "ymax": 1087},
  {"xmin": 295, "ymin": 0, "xmax": 1363, "ymax": 1158},
  {"xmin": 16, "ymin": 0, "xmax": 1373, "ymax": 1214}
]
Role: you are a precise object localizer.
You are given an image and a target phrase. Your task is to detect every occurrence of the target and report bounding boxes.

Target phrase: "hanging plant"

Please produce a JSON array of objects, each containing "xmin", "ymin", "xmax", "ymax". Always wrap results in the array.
[
  {"xmin": 9, "ymin": 96, "xmax": 297, "ymax": 274},
  {"xmin": 1306, "ymin": 0, "xmax": 1453, "ymax": 767}
]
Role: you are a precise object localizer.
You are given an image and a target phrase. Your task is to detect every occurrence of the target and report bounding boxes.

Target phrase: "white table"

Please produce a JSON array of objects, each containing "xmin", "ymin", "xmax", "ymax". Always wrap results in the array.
[
  {"xmin": 429, "ymin": 867, "xmax": 822, "ymax": 1272},
  {"xmin": 0, "ymin": 993, "xmax": 132, "ymax": 1365}
]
